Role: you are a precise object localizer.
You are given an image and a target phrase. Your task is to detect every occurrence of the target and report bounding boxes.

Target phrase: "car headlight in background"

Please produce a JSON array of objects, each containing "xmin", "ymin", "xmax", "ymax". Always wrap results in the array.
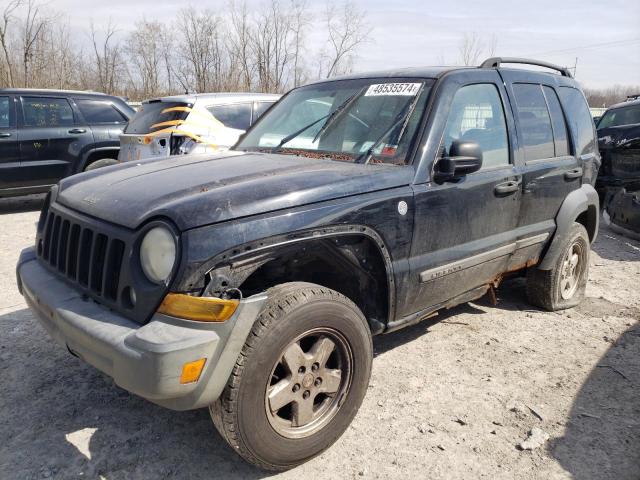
[{"xmin": 140, "ymin": 226, "xmax": 176, "ymax": 283}]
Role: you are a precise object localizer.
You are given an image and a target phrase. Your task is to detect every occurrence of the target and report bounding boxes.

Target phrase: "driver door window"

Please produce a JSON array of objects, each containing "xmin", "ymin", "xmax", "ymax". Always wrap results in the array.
[{"xmin": 441, "ymin": 84, "xmax": 509, "ymax": 169}]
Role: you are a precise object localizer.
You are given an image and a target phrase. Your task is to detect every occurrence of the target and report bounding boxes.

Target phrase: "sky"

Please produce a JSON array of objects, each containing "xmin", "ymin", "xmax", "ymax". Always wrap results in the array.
[{"xmin": 50, "ymin": 0, "xmax": 640, "ymax": 89}]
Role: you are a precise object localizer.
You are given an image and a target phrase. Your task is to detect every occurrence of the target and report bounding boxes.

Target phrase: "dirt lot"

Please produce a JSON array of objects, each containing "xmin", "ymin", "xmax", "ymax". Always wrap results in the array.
[{"xmin": 0, "ymin": 194, "xmax": 638, "ymax": 480}]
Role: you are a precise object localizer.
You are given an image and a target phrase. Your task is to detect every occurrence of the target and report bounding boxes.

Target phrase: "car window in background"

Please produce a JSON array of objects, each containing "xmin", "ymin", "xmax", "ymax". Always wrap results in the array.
[
  {"xmin": 207, "ymin": 103, "xmax": 252, "ymax": 130},
  {"xmin": 441, "ymin": 83, "xmax": 509, "ymax": 169},
  {"xmin": 123, "ymin": 101, "xmax": 191, "ymax": 134},
  {"xmin": 542, "ymin": 86, "xmax": 570, "ymax": 156},
  {"xmin": 0, "ymin": 97, "xmax": 9, "ymax": 128},
  {"xmin": 22, "ymin": 97, "xmax": 74, "ymax": 127},
  {"xmin": 597, "ymin": 105, "xmax": 640, "ymax": 129},
  {"xmin": 512, "ymin": 84, "xmax": 555, "ymax": 160},
  {"xmin": 253, "ymin": 101, "xmax": 274, "ymax": 123},
  {"xmin": 558, "ymin": 86, "xmax": 597, "ymax": 157},
  {"xmin": 76, "ymin": 99, "xmax": 127, "ymax": 124}
]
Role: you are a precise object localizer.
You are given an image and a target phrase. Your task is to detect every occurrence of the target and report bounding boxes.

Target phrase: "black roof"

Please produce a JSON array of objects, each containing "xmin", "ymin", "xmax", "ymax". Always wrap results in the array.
[
  {"xmin": 0, "ymin": 88, "xmax": 113, "ymax": 98},
  {"xmin": 306, "ymin": 58, "xmax": 578, "ymax": 87},
  {"xmin": 605, "ymin": 97, "xmax": 640, "ymax": 111}
]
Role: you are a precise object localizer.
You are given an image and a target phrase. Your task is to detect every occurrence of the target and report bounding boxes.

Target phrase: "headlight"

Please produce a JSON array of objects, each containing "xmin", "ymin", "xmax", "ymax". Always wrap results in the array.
[{"xmin": 140, "ymin": 226, "xmax": 176, "ymax": 283}]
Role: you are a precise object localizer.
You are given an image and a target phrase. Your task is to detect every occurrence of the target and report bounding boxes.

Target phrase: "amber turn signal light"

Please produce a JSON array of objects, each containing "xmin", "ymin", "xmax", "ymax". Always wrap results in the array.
[
  {"xmin": 157, "ymin": 293, "xmax": 239, "ymax": 322},
  {"xmin": 180, "ymin": 358, "xmax": 206, "ymax": 384}
]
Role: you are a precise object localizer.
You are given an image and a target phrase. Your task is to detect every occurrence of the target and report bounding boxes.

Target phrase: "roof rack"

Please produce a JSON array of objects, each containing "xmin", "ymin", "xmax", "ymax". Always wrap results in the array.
[
  {"xmin": 626, "ymin": 94, "xmax": 640, "ymax": 102},
  {"xmin": 480, "ymin": 57, "xmax": 573, "ymax": 78}
]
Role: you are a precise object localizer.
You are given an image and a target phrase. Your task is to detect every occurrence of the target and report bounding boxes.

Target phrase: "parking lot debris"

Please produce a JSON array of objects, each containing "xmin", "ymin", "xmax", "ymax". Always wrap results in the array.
[{"xmin": 517, "ymin": 428, "xmax": 550, "ymax": 451}]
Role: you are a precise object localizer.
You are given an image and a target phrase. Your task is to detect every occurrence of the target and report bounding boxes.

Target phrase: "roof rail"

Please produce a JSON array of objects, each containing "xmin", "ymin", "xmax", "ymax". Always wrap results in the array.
[
  {"xmin": 626, "ymin": 94, "xmax": 640, "ymax": 102},
  {"xmin": 480, "ymin": 57, "xmax": 573, "ymax": 78}
]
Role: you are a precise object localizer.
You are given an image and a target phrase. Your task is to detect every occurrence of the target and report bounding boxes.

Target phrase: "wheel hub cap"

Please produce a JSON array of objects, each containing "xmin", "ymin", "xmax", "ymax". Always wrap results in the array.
[
  {"xmin": 560, "ymin": 241, "xmax": 584, "ymax": 300},
  {"xmin": 265, "ymin": 328, "xmax": 353, "ymax": 439}
]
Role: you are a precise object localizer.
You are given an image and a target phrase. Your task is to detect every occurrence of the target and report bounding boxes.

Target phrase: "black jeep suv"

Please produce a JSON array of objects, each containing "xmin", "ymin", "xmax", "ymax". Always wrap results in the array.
[
  {"xmin": 0, "ymin": 89, "xmax": 134, "ymax": 198},
  {"xmin": 17, "ymin": 58, "xmax": 600, "ymax": 470}
]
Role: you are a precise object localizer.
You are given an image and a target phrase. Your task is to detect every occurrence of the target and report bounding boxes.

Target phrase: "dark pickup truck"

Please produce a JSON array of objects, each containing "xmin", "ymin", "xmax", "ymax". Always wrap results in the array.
[{"xmin": 16, "ymin": 58, "xmax": 599, "ymax": 471}]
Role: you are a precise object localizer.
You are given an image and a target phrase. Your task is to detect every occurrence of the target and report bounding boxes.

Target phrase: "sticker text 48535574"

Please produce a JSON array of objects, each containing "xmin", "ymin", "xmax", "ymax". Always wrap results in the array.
[{"xmin": 364, "ymin": 83, "xmax": 422, "ymax": 97}]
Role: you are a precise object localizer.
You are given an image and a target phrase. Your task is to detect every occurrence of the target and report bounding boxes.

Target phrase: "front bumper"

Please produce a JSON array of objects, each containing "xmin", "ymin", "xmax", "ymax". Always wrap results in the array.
[{"xmin": 17, "ymin": 247, "xmax": 266, "ymax": 410}]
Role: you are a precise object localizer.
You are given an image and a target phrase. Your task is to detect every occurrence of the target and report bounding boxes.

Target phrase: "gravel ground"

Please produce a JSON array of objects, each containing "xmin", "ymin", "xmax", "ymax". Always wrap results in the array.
[{"xmin": 0, "ymin": 194, "xmax": 638, "ymax": 480}]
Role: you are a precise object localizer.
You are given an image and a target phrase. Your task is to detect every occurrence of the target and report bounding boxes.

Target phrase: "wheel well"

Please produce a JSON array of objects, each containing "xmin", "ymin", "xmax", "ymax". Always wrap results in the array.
[
  {"xmin": 83, "ymin": 149, "xmax": 119, "ymax": 170},
  {"xmin": 229, "ymin": 236, "xmax": 390, "ymax": 333},
  {"xmin": 576, "ymin": 205, "xmax": 598, "ymax": 242}
]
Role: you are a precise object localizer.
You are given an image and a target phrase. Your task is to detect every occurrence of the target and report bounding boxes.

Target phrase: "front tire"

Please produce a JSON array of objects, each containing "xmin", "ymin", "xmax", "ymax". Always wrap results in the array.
[
  {"xmin": 526, "ymin": 222, "xmax": 590, "ymax": 311},
  {"xmin": 84, "ymin": 158, "xmax": 119, "ymax": 171},
  {"xmin": 210, "ymin": 282, "xmax": 373, "ymax": 471}
]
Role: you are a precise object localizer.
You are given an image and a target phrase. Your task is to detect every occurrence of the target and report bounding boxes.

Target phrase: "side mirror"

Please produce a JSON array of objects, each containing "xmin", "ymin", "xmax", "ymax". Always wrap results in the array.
[{"xmin": 434, "ymin": 140, "xmax": 483, "ymax": 183}]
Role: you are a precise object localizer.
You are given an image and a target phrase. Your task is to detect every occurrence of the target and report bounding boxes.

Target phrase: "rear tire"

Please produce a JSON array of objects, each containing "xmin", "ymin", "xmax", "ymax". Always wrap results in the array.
[
  {"xmin": 526, "ymin": 222, "xmax": 590, "ymax": 311},
  {"xmin": 210, "ymin": 282, "xmax": 373, "ymax": 471},
  {"xmin": 84, "ymin": 158, "xmax": 119, "ymax": 171}
]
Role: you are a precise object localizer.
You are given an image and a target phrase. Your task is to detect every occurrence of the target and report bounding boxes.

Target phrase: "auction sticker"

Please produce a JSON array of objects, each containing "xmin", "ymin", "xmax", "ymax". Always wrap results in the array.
[{"xmin": 365, "ymin": 83, "xmax": 422, "ymax": 96}]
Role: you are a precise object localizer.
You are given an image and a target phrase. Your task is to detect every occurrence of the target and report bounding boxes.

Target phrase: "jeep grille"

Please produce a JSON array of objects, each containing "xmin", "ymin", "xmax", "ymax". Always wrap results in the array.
[{"xmin": 39, "ymin": 210, "xmax": 126, "ymax": 301}]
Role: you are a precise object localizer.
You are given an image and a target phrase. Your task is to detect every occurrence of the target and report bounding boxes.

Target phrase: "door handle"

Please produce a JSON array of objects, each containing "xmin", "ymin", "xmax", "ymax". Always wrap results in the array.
[
  {"xmin": 494, "ymin": 179, "xmax": 521, "ymax": 196},
  {"xmin": 565, "ymin": 167, "xmax": 583, "ymax": 180},
  {"xmin": 0, "ymin": 132, "xmax": 11, "ymax": 138},
  {"xmin": 68, "ymin": 128, "xmax": 87, "ymax": 134}
]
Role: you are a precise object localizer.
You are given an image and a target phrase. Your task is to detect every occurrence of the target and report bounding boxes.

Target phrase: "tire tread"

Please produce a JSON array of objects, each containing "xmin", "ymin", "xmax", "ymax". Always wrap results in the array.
[{"xmin": 210, "ymin": 282, "xmax": 366, "ymax": 471}]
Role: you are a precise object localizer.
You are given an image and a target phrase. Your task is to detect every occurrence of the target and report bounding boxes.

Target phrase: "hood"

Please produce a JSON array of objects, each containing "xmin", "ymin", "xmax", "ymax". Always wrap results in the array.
[
  {"xmin": 597, "ymin": 124, "xmax": 640, "ymax": 180},
  {"xmin": 56, "ymin": 151, "xmax": 413, "ymax": 230}
]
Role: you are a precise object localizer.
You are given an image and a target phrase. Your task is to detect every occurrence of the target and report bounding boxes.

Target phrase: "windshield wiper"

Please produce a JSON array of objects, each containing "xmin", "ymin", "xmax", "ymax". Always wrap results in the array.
[
  {"xmin": 312, "ymin": 87, "xmax": 366, "ymax": 144},
  {"xmin": 269, "ymin": 88, "xmax": 366, "ymax": 155},
  {"xmin": 269, "ymin": 114, "xmax": 331, "ymax": 154},
  {"xmin": 355, "ymin": 84, "xmax": 425, "ymax": 164}
]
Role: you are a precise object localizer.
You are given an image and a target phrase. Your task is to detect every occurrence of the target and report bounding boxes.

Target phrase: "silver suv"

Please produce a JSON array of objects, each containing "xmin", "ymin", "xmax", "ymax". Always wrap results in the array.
[{"xmin": 118, "ymin": 92, "xmax": 280, "ymax": 162}]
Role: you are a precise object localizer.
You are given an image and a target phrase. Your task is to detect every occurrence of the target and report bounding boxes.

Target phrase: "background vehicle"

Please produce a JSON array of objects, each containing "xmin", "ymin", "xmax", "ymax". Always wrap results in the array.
[
  {"xmin": 118, "ymin": 92, "xmax": 280, "ymax": 162},
  {"xmin": 17, "ymin": 58, "xmax": 599, "ymax": 471},
  {"xmin": 0, "ymin": 89, "xmax": 134, "ymax": 197},
  {"xmin": 596, "ymin": 97, "xmax": 640, "ymax": 238},
  {"xmin": 595, "ymin": 97, "xmax": 640, "ymax": 198}
]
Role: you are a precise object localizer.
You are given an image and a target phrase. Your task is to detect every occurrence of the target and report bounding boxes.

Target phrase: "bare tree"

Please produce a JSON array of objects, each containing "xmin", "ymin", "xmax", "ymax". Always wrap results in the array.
[
  {"xmin": 47, "ymin": 21, "xmax": 81, "ymax": 89},
  {"xmin": 289, "ymin": 0, "xmax": 309, "ymax": 87},
  {"xmin": 252, "ymin": 0, "xmax": 297, "ymax": 92},
  {"xmin": 323, "ymin": 0, "xmax": 370, "ymax": 78},
  {"xmin": 0, "ymin": 0, "xmax": 22, "ymax": 87},
  {"xmin": 127, "ymin": 20, "xmax": 173, "ymax": 98},
  {"xmin": 175, "ymin": 7, "xmax": 226, "ymax": 93},
  {"xmin": 583, "ymin": 84, "xmax": 640, "ymax": 108},
  {"xmin": 20, "ymin": 0, "xmax": 50, "ymax": 87},
  {"xmin": 90, "ymin": 20, "xmax": 123, "ymax": 94},
  {"xmin": 487, "ymin": 34, "xmax": 498, "ymax": 58},
  {"xmin": 0, "ymin": 0, "xmax": 373, "ymax": 98},
  {"xmin": 228, "ymin": 0, "xmax": 254, "ymax": 90},
  {"xmin": 458, "ymin": 32, "xmax": 484, "ymax": 66}
]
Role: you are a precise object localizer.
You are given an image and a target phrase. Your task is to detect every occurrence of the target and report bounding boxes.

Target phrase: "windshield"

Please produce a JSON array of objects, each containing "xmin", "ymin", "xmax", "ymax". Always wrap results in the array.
[
  {"xmin": 598, "ymin": 104, "xmax": 640, "ymax": 129},
  {"xmin": 236, "ymin": 78, "xmax": 433, "ymax": 165}
]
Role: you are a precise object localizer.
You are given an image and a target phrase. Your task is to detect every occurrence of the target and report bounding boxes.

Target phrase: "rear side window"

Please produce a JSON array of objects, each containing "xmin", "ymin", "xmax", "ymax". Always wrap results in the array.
[
  {"xmin": 558, "ymin": 87, "xmax": 597, "ymax": 157},
  {"xmin": 22, "ymin": 97, "xmax": 74, "ymax": 127},
  {"xmin": 512, "ymin": 84, "xmax": 554, "ymax": 161},
  {"xmin": 0, "ymin": 96, "xmax": 9, "ymax": 128},
  {"xmin": 253, "ymin": 101, "xmax": 274, "ymax": 123},
  {"xmin": 207, "ymin": 103, "xmax": 252, "ymax": 130},
  {"xmin": 76, "ymin": 99, "xmax": 127, "ymax": 124},
  {"xmin": 542, "ymin": 86, "xmax": 570, "ymax": 156},
  {"xmin": 124, "ymin": 101, "xmax": 190, "ymax": 134}
]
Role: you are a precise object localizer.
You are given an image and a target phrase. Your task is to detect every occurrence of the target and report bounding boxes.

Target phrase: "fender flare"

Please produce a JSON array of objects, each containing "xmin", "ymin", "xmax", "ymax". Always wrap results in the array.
[
  {"xmin": 538, "ymin": 184, "xmax": 599, "ymax": 270},
  {"xmin": 179, "ymin": 224, "xmax": 397, "ymax": 327}
]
